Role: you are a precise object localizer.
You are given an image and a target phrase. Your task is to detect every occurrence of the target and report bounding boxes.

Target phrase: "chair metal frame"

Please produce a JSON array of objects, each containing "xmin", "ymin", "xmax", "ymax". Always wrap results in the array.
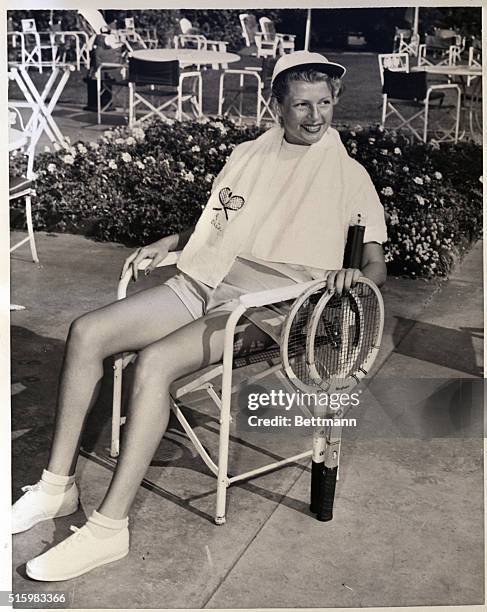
[
  {"xmin": 127, "ymin": 59, "xmax": 202, "ymax": 126},
  {"xmin": 378, "ymin": 53, "xmax": 461, "ymax": 143},
  {"xmin": 218, "ymin": 63, "xmax": 277, "ymax": 127},
  {"xmin": 95, "ymin": 62, "xmax": 128, "ymax": 124},
  {"xmin": 111, "ymin": 253, "xmax": 337, "ymax": 524},
  {"xmin": 8, "ymin": 101, "xmax": 43, "ymax": 263}
]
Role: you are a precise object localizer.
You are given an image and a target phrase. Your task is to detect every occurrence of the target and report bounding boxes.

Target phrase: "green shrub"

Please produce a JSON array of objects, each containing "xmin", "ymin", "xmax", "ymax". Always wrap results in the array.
[{"xmin": 10, "ymin": 119, "xmax": 481, "ymax": 278}]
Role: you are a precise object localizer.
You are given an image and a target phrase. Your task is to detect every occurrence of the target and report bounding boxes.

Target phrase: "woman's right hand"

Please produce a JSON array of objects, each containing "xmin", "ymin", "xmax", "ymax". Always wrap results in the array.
[{"xmin": 120, "ymin": 237, "xmax": 171, "ymax": 282}]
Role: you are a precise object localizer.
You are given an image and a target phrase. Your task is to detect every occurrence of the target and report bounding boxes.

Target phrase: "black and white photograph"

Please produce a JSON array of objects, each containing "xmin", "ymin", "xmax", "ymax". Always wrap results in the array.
[{"xmin": 3, "ymin": 0, "xmax": 484, "ymax": 609}]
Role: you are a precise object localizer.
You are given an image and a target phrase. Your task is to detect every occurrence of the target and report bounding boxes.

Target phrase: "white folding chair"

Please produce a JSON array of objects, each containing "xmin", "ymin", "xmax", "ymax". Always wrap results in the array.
[
  {"xmin": 378, "ymin": 53, "xmax": 461, "ymax": 143},
  {"xmin": 239, "ymin": 13, "xmax": 273, "ymax": 59},
  {"xmin": 20, "ymin": 18, "xmax": 58, "ymax": 72},
  {"xmin": 111, "ymin": 253, "xmax": 323, "ymax": 524},
  {"xmin": 128, "ymin": 57, "xmax": 202, "ymax": 125},
  {"xmin": 8, "ymin": 102, "xmax": 43, "ymax": 263},
  {"xmin": 218, "ymin": 58, "xmax": 277, "ymax": 126}
]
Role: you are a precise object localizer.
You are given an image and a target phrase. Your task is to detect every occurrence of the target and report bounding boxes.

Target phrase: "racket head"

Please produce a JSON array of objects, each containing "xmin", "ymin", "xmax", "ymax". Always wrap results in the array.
[
  {"xmin": 307, "ymin": 278, "xmax": 384, "ymax": 394},
  {"xmin": 280, "ymin": 280, "xmax": 329, "ymax": 394}
]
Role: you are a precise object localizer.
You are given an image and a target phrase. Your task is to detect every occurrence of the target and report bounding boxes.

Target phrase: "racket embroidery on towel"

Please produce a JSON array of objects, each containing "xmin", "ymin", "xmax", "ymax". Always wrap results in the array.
[{"xmin": 213, "ymin": 187, "xmax": 246, "ymax": 223}]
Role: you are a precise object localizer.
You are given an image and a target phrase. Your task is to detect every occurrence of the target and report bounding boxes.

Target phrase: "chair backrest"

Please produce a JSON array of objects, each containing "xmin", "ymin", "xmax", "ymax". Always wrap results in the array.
[
  {"xmin": 8, "ymin": 100, "xmax": 39, "ymax": 177},
  {"xmin": 239, "ymin": 13, "xmax": 258, "ymax": 46},
  {"xmin": 382, "ymin": 69, "xmax": 427, "ymax": 101},
  {"xmin": 259, "ymin": 17, "xmax": 276, "ymax": 41},
  {"xmin": 395, "ymin": 27, "xmax": 411, "ymax": 39},
  {"xmin": 21, "ymin": 19, "xmax": 37, "ymax": 34},
  {"xmin": 128, "ymin": 57, "xmax": 179, "ymax": 87},
  {"xmin": 78, "ymin": 9, "xmax": 109, "ymax": 35},
  {"xmin": 125, "ymin": 17, "xmax": 135, "ymax": 31},
  {"xmin": 179, "ymin": 18, "xmax": 193, "ymax": 35},
  {"xmin": 378, "ymin": 53, "xmax": 409, "ymax": 85}
]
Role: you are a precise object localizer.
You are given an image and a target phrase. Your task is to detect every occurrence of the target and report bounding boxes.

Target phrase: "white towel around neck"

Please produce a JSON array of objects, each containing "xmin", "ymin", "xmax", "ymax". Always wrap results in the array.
[{"xmin": 177, "ymin": 126, "xmax": 352, "ymax": 288}]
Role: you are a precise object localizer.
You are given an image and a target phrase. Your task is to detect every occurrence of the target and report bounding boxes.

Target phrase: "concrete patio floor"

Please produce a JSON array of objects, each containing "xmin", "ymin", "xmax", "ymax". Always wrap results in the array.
[{"xmin": 9, "ymin": 232, "xmax": 484, "ymax": 609}]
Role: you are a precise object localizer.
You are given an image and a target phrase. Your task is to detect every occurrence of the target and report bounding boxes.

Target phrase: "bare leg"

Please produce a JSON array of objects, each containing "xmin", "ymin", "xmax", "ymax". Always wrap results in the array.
[
  {"xmin": 47, "ymin": 285, "xmax": 194, "ymax": 476},
  {"xmin": 99, "ymin": 310, "xmax": 235, "ymax": 519}
]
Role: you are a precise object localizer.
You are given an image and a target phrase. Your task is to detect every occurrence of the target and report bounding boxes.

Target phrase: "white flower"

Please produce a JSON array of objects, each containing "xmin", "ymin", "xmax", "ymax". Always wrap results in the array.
[
  {"xmin": 77, "ymin": 143, "xmax": 87, "ymax": 154},
  {"xmin": 115, "ymin": 138, "xmax": 125, "ymax": 145},
  {"xmin": 131, "ymin": 127, "xmax": 145, "ymax": 141},
  {"xmin": 212, "ymin": 120, "xmax": 227, "ymax": 134},
  {"xmin": 415, "ymin": 194, "xmax": 425, "ymax": 205},
  {"xmin": 205, "ymin": 173, "xmax": 214, "ymax": 183},
  {"xmin": 90, "ymin": 141, "xmax": 100, "ymax": 150},
  {"xmin": 181, "ymin": 170, "xmax": 195, "ymax": 182},
  {"xmin": 47, "ymin": 163, "xmax": 56, "ymax": 173},
  {"xmin": 103, "ymin": 130, "xmax": 113, "ymax": 139},
  {"xmin": 380, "ymin": 148, "xmax": 388, "ymax": 155},
  {"xmin": 62, "ymin": 154, "xmax": 75, "ymax": 165},
  {"xmin": 121, "ymin": 152, "xmax": 132, "ymax": 163},
  {"xmin": 381, "ymin": 186, "xmax": 393, "ymax": 197},
  {"xmin": 187, "ymin": 134, "xmax": 194, "ymax": 142},
  {"xmin": 402, "ymin": 165, "xmax": 409, "ymax": 172},
  {"xmin": 53, "ymin": 142, "xmax": 62, "ymax": 151},
  {"xmin": 350, "ymin": 130, "xmax": 356, "ymax": 137},
  {"xmin": 208, "ymin": 147, "xmax": 217, "ymax": 155},
  {"xmin": 394, "ymin": 147, "xmax": 402, "ymax": 155},
  {"xmin": 135, "ymin": 160, "xmax": 145, "ymax": 169},
  {"xmin": 389, "ymin": 212, "xmax": 399, "ymax": 225},
  {"xmin": 219, "ymin": 143, "xmax": 227, "ymax": 151},
  {"xmin": 108, "ymin": 160, "xmax": 118, "ymax": 170},
  {"xmin": 368, "ymin": 137, "xmax": 376, "ymax": 144},
  {"xmin": 413, "ymin": 176, "xmax": 423, "ymax": 185},
  {"xmin": 125, "ymin": 136, "xmax": 136, "ymax": 146},
  {"xmin": 145, "ymin": 156, "xmax": 156, "ymax": 164},
  {"xmin": 43, "ymin": 145, "xmax": 51, "ymax": 153},
  {"xmin": 434, "ymin": 171, "xmax": 443, "ymax": 180},
  {"xmin": 191, "ymin": 145, "xmax": 201, "ymax": 153}
]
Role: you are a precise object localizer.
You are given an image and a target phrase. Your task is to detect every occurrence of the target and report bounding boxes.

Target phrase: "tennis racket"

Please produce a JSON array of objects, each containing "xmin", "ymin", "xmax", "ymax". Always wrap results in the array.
[
  {"xmin": 279, "ymin": 277, "xmax": 384, "ymax": 521},
  {"xmin": 306, "ymin": 278, "xmax": 384, "ymax": 520}
]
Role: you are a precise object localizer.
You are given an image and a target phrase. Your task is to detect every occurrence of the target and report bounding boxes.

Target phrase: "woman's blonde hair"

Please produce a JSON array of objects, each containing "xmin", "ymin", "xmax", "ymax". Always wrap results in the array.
[{"xmin": 272, "ymin": 67, "xmax": 343, "ymax": 104}]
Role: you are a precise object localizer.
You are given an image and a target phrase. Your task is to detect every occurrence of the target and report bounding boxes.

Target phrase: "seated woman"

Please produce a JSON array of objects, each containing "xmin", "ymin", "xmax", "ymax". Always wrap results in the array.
[{"xmin": 12, "ymin": 51, "xmax": 387, "ymax": 581}]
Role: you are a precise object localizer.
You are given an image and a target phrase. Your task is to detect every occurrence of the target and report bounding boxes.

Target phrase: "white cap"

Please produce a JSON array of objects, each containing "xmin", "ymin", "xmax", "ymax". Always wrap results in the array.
[{"xmin": 271, "ymin": 50, "xmax": 346, "ymax": 86}]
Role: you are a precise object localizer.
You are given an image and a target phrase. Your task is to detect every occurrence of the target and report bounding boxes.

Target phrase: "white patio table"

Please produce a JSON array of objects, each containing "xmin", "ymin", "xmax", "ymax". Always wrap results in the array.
[
  {"xmin": 8, "ymin": 63, "xmax": 75, "ymax": 148},
  {"xmin": 131, "ymin": 48, "xmax": 240, "ymax": 68}
]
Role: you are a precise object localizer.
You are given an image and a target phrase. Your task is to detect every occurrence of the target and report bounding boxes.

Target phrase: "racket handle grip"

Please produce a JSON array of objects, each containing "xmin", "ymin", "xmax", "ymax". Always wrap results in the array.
[
  {"xmin": 316, "ymin": 466, "xmax": 338, "ymax": 522},
  {"xmin": 343, "ymin": 224, "xmax": 365, "ymax": 269},
  {"xmin": 309, "ymin": 460, "xmax": 323, "ymax": 514}
]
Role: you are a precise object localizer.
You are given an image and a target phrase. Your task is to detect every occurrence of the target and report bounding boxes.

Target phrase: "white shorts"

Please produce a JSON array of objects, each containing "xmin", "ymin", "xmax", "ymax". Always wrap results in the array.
[{"xmin": 164, "ymin": 257, "xmax": 299, "ymax": 340}]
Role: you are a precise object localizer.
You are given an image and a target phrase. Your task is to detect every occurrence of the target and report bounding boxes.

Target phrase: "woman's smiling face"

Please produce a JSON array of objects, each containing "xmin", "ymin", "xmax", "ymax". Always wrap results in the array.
[{"xmin": 277, "ymin": 79, "xmax": 336, "ymax": 146}]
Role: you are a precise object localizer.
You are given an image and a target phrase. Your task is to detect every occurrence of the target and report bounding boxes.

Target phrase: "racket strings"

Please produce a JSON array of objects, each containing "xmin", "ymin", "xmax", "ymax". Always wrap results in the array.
[
  {"xmin": 313, "ymin": 287, "xmax": 381, "ymax": 384},
  {"xmin": 287, "ymin": 290, "xmax": 324, "ymax": 387}
]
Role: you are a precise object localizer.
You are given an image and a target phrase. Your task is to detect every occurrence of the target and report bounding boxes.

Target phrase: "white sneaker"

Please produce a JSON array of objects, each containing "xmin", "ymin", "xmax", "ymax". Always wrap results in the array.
[
  {"xmin": 12, "ymin": 482, "xmax": 79, "ymax": 535},
  {"xmin": 26, "ymin": 523, "xmax": 129, "ymax": 581}
]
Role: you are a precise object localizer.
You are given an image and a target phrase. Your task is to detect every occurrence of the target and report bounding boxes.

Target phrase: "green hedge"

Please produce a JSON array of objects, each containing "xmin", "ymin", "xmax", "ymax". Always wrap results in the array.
[{"xmin": 10, "ymin": 119, "xmax": 481, "ymax": 278}]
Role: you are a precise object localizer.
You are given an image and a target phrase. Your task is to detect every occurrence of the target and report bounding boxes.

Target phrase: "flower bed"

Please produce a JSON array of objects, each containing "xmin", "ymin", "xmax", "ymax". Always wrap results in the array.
[{"xmin": 10, "ymin": 119, "xmax": 481, "ymax": 278}]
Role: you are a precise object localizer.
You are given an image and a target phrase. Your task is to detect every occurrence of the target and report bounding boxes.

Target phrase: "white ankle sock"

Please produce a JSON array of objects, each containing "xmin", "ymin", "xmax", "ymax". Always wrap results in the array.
[
  {"xmin": 86, "ymin": 510, "xmax": 129, "ymax": 539},
  {"xmin": 39, "ymin": 469, "xmax": 75, "ymax": 496}
]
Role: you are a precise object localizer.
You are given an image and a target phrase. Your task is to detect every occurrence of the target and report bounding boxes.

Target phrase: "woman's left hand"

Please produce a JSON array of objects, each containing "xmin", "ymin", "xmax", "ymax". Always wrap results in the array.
[{"xmin": 325, "ymin": 268, "xmax": 362, "ymax": 295}]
